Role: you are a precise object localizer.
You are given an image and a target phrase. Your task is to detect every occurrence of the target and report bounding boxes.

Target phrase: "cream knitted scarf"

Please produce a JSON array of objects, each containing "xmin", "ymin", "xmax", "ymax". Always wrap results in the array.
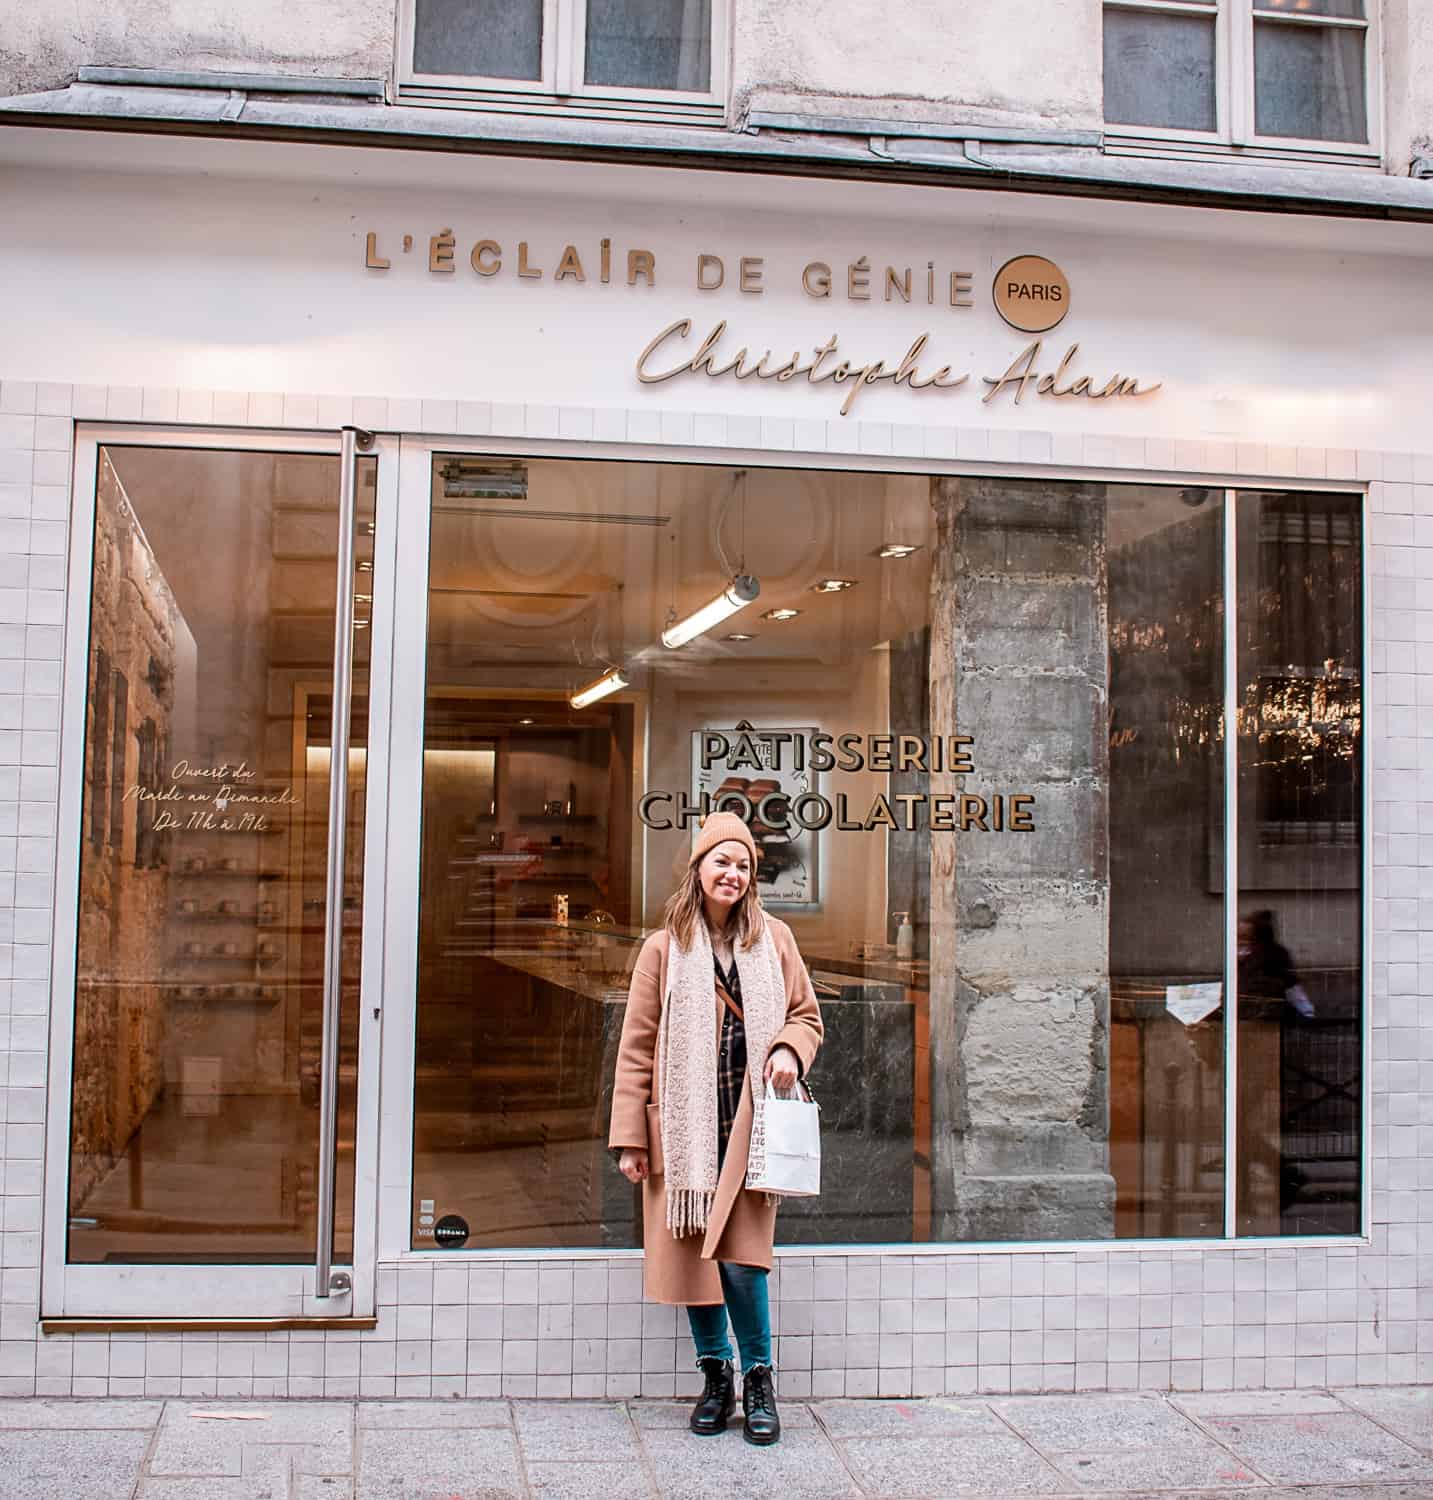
[{"xmin": 658, "ymin": 916, "xmax": 784, "ymax": 1237}]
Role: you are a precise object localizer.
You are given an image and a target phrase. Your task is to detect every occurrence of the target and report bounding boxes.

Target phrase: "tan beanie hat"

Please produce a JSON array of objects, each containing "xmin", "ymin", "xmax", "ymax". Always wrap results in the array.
[{"xmin": 688, "ymin": 809, "xmax": 758, "ymax": 868}]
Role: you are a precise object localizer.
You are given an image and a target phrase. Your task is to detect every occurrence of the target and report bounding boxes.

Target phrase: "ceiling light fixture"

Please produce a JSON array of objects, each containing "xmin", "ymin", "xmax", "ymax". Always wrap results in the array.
[
  {"xmin": 661, "ymin": 574, "xmax": 760, "ymax": 649},
  {"xmin": 874, "ymin": 542, "xmax": 923, "ymax": 560},
  {"xmin": 810, "ymin": 578, "xmax": 857, "ymax": 594},
  {"xmin": 517, "ymin": 717, "xmax": 535, "ymax": 726},
  {"xmin": 725, "ymin": 632, "xmax": 755, "ymax": 642},
  {"xmin": 763, "ymin": 607, "xmax": 801, "ymax": 622},
  {"xmin": 569, "ymin": 666, "xmax": 629, "ymax": 710}
]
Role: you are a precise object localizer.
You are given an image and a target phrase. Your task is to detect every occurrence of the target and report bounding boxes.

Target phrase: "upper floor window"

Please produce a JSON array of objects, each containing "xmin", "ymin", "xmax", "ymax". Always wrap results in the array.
[
  {"xmin": 1103, "ymin": 0, "xmax": 1377, "ymax": 157},
  {"xmin": 399, "ymin": 0, "xmax": 725, "ymax": 122}
]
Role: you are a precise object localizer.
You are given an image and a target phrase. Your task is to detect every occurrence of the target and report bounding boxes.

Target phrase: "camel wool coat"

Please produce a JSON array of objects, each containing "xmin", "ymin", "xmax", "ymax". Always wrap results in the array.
[{"xmin": 607, "ymin": 917, "xmax": 823, "ymax": 1305}]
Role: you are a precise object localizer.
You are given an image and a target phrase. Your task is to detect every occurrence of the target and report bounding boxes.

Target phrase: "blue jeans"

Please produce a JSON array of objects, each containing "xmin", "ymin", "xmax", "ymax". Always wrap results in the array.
[{"xmin": 686, "ymin": 1262, "xmax": 772, "ymax": 1372}]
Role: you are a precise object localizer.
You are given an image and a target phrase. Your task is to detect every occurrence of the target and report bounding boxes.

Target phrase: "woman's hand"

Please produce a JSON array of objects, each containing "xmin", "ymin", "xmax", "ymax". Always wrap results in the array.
[
  {"xmin": 764, "ymin": 1044, "xmax": 801, "ymax": 1094},
  {"xmin": 618, "ymin": 1148, "xmax": 649, "ymax": 1183}
]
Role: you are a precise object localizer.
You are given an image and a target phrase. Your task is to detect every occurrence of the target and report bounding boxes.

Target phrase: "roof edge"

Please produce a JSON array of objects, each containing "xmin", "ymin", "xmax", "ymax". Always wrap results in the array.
[{"xmin": 3, "ymin": 81, "xmax": 1433, "ymax": 224}]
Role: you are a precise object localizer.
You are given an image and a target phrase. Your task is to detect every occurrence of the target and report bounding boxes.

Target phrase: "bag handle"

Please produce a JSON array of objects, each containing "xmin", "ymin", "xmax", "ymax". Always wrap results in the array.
[
  {"xmin": 764, "ymin": 1078, "xmax": 818, "ymax": 1107},
  {"xmin": 715, "ymin": 975, "xmax": 744, "ymax": 1023}
]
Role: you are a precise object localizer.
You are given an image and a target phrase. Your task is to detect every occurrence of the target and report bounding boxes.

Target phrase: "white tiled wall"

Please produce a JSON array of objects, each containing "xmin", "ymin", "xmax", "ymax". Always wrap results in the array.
[{"xmin": 0, "ymin": 375, "xmax": 1425, "ymax": 1398}]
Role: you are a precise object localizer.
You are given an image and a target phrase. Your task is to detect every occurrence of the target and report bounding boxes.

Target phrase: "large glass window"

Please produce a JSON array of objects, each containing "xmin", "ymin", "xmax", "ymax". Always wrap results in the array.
[
  {"xmin": 402, "ymin": 0, "xmax": 718, "ymax": 113},
  {"xmin": 1103, "ymin": 0, "xmax": 1373, "ymax": 149},
  {"xmin": 407, "ymin": 458, "xmax": 1364, "ymax": 1251},
  {"xmin": 68, "ymin": 446, "xmax": 374, "ymax": 1266},
  {"xmin": 1235, "ymin": 491, "xmax": 1362, "ymax": 1235}
]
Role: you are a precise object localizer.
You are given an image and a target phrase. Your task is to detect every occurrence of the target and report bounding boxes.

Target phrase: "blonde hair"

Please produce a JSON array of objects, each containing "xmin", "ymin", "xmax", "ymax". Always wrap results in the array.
[{"xmin": 663, "ymin": 846, "xmax": 766, "ymax": 953}]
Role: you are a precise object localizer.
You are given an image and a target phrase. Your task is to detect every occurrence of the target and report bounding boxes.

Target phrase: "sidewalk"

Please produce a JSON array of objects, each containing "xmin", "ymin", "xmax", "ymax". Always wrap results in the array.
[{"xmin": 3, "ymin": 1386, "xmax": 1432, "ymax": 1499}]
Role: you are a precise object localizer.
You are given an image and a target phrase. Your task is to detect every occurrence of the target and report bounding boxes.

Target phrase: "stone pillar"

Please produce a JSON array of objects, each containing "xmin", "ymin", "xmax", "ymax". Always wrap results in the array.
[{"xmin": 928, "ymin": 476, "xmax": 1115, "ymax": 1242}]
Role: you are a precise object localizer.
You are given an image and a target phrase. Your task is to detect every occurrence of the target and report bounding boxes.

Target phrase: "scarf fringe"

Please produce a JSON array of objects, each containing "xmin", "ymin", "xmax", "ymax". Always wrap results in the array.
[{"xmin": 666, "ymin": 1187, "xmax": 715, "ymax": 1238}]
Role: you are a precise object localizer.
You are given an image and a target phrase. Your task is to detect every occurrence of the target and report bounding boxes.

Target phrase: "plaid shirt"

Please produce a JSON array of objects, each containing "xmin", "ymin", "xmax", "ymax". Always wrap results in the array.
[{"xmin": 715, "ymin": 955, "xmax": 747, "ymax": 1168}]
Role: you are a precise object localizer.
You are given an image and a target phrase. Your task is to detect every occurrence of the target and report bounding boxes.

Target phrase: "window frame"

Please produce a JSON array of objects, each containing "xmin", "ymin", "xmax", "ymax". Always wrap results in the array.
[
  {"xmin": 378, "ymin": 434, "xmax": 1371, "ymax": 1260},
  {"xmin": 395, "ymin": 0, "xmax": 729, "ymax": 125},
  {"xmin": 1103, "ymin": 0, "xmax": 1382, "ymax": 165}
]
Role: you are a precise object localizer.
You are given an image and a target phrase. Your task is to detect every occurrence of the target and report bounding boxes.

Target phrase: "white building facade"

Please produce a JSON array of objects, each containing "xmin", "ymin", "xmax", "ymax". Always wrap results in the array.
[{"xmin": 0, "ymin": 1, "xmax": 1427, "ymax": 1399}]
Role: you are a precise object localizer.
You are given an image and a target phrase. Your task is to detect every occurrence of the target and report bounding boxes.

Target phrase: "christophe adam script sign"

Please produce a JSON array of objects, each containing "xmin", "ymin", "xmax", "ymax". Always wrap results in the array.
[{"xmin": 362, "ymin": 230, "xmax": 1162, "ymax": 416}]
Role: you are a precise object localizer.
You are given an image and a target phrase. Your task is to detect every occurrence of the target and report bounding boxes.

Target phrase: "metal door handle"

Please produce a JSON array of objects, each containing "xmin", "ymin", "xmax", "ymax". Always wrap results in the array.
[{"xmin": 315, "ymin": 426, "xmax": 373, "ymax": 1298}]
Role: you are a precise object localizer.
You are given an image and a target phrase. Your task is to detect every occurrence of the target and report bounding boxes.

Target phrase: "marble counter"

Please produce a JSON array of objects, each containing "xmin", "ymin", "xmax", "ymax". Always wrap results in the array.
[{"xmin": 476, "ymin": 950, "xmax": 921, "ymax": 1248}]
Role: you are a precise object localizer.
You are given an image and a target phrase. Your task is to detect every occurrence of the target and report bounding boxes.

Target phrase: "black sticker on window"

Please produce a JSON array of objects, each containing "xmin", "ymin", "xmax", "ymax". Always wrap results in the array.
[{"xmin": 433, "ymin": 1214, "xmax": 470, "ymax": 1249}]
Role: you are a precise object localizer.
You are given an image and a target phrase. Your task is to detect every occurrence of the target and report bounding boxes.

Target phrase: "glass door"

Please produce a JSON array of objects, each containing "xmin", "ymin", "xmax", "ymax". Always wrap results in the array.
[{"xmin": 42, "ymin": 427, "xmax": 396, "ymax": 1319}]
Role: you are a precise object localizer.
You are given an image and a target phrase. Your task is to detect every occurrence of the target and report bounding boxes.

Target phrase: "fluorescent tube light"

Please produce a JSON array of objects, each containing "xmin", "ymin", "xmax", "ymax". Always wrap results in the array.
[
  {"xmin": 569, "ymin": 666, "xmax": 629, "ymax": 710},
  {"xmin": 660, "ymin": 574, "xmax": 760, "ymax": 649}
]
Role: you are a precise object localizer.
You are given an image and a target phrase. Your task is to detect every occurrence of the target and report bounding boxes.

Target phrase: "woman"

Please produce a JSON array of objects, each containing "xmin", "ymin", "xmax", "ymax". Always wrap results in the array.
[{"xmin": 608, "ymin": 811, "xmax": 823, "ymax": 1445}]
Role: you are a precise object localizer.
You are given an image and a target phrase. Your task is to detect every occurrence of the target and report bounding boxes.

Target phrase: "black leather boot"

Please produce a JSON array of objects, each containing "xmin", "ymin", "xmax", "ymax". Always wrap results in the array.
[
  {"xmin": 689, "ymin": 1357, "xmax": 735, "ymax": 1435},
  {"xmin": 742, "ymin": 1364, "xmax": 780, "ymax": 1446}
]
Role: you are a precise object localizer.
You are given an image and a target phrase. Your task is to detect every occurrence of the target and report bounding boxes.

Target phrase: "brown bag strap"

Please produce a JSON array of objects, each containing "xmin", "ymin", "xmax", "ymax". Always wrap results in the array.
[{"xmin": 715, "ymin": 976, "xmax": 744, "ymax": 1023}]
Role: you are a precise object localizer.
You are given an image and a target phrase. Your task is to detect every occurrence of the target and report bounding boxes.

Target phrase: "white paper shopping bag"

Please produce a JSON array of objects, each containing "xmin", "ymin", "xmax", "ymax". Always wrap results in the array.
[{"xmin": 749, "ymin": 1081, "xmax": 821, "ymax": 1198}]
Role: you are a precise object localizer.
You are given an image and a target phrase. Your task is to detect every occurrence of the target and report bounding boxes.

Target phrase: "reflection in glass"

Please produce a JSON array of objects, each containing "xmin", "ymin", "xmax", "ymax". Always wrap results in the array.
[
  {"xmin": 1236, "ymin": 492, "xmax": 1362, "ymax": 1236},
  {"xmin": 1104, "ymin": 8, "xmax": 1217, "ymax": 131},
  {"xmin": 585, "ymin": 0, "xmax": 711, "ymax": 90},
  {"xmin": 69, "ymin": 447, "xmax": 373, "ymax": 1265},
  {"xmin": 1256, "ymin": 0, "xmax": 1363, "ymax": 18},
  {"xmin": 1254, "ymin": 21, "xmax": 1366, "ymax": 141},
  {"xmin": 413, "ymin": 0, "xmax": 544, "ymax": 80},
  {"xmin": 1108, "ymin": 487, "xmax": 1226, "ymax": 1238}
]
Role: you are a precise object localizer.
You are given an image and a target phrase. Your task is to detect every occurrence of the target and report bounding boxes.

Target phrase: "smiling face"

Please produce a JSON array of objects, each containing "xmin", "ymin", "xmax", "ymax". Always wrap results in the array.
[{"xmin": 697, "ymin": 839, "xmax": 753, "ymax": 920}]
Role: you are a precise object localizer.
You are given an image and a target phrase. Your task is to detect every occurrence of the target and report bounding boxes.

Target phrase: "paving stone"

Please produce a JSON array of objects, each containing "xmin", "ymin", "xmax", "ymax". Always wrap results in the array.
[
  {"xmin": 1151, "ymin": 1490, "xmax": 1429, "ymax": 1500},
  {"xmin": 841, "ymin": 1433, "xmax": 1066, "ymax": 1495},
  {"xmin": 528, "ymin": 1460, "xmax": 653, "ymax": 1500},
  {"xmin": 1050, "ymin": 1436, "xmax": 1265, "ymax": 1491},
  {"xmin": 357, "ymin": 1401, "xmax": 510, "ymax": 1429},
  {"xmin": 630, "ymin": 1400, "xmax": 816, "ymax": 1430},
  {"xmin": 356, "ymin": 1426, "xmax": 522, "ymax": 1500},
  {"xmin": 0, "ymin": 1398, "xmax": 162, "ymax": 1428},
  {"xmin": 1175, "ymin": 1389, "xmax": 1349, "ymax": 1419},
  {"xmin": 641, "ymin": 1425, "xmax": 857, "ymax": 1499},
  {"xmin": 142, "ymin": 1481, "xmax": 284, "ymax": 1500},
  {"xmin": 995, "ymin": 1393, "xmax": 1205, "ymax": 1449},
  {"xmin": 1251, "ymin": 1489, "xmax": 1433, "ymax": 1500},
  {"xmin": 0, "ymin": 1427, "xmax": 151, "ymax": 1500},
  {"xmin": 151, "ymin": 1404, "xmax": 352, "ymax": 1477},
  {"xmin": 295, "ymin": 1479, "xmax": 355, "ymax": 1500},
  {"xmin": 142, "ymin": 1440, "xmax": 318, "ymax": 1498},
  {"xmin": 1332, "ymin": 1386, "xmax": 1433, "ymax": 1451},
  {"xmin": 814, "ymin": 1397, "xmax": 1004, "ymax": 1437},
  {"xmin": 1206, "ymin": 1412, "xmax": 1433, "ymax": 1487},
  {"xmin": 513, "ymin": 1400, "xmax": 638, "ymax": 1460}
]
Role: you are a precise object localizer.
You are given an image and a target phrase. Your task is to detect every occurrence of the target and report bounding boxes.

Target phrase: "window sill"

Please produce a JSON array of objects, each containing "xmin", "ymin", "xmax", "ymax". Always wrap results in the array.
[
  {"xmin": 395, "ymin": 84, "xmax": 726, "ymax": 131},
  {"xmin": 1104, "ymin": 133, "xmax": 1382, "ymax": 173}
]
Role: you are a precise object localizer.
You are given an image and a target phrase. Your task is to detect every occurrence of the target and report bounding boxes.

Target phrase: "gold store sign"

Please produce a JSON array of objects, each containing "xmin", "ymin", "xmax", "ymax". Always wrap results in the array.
[
  {"xmin": 362, "ymin": 231, "xmax": 1160, "ymax": 414},
  {"xmin": 638, "ymin": 730, "xmax": 1039, "ymax": 833}
]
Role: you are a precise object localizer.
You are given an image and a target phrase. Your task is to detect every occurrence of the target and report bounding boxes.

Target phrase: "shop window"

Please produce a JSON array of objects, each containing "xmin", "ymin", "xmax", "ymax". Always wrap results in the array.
[
  {"xmin": 1235, "ymin": 491, "xmax": 1362, "ymax": 1236},
  {"xmin": 65, "ymin": 445, "xmax": 376, "ymax": 1268},
  {"xmin": 407, "ymin": 459, "xmax": 1363, "ymax": 1251},
  {"xmin": 1103, "ymin": 0, "xmax": 1376, "ymax": 158},
  {"xmin": 399, "ymin": 0, "xmax": 724, "ymax": 123}
]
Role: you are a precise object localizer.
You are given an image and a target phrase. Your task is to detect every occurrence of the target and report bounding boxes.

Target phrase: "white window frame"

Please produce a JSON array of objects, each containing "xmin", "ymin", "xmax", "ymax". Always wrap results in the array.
[
  {"xmin": 1103, "ymin": 0, "xmax": 1382, "ymax": 166},
  {"xmin": 395, "ymin": 0, "xmax": 729, "ymax": 126},
  {"xmin": 42, "ymin": 424, "xmax": 401, "ymax": 1321}
]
